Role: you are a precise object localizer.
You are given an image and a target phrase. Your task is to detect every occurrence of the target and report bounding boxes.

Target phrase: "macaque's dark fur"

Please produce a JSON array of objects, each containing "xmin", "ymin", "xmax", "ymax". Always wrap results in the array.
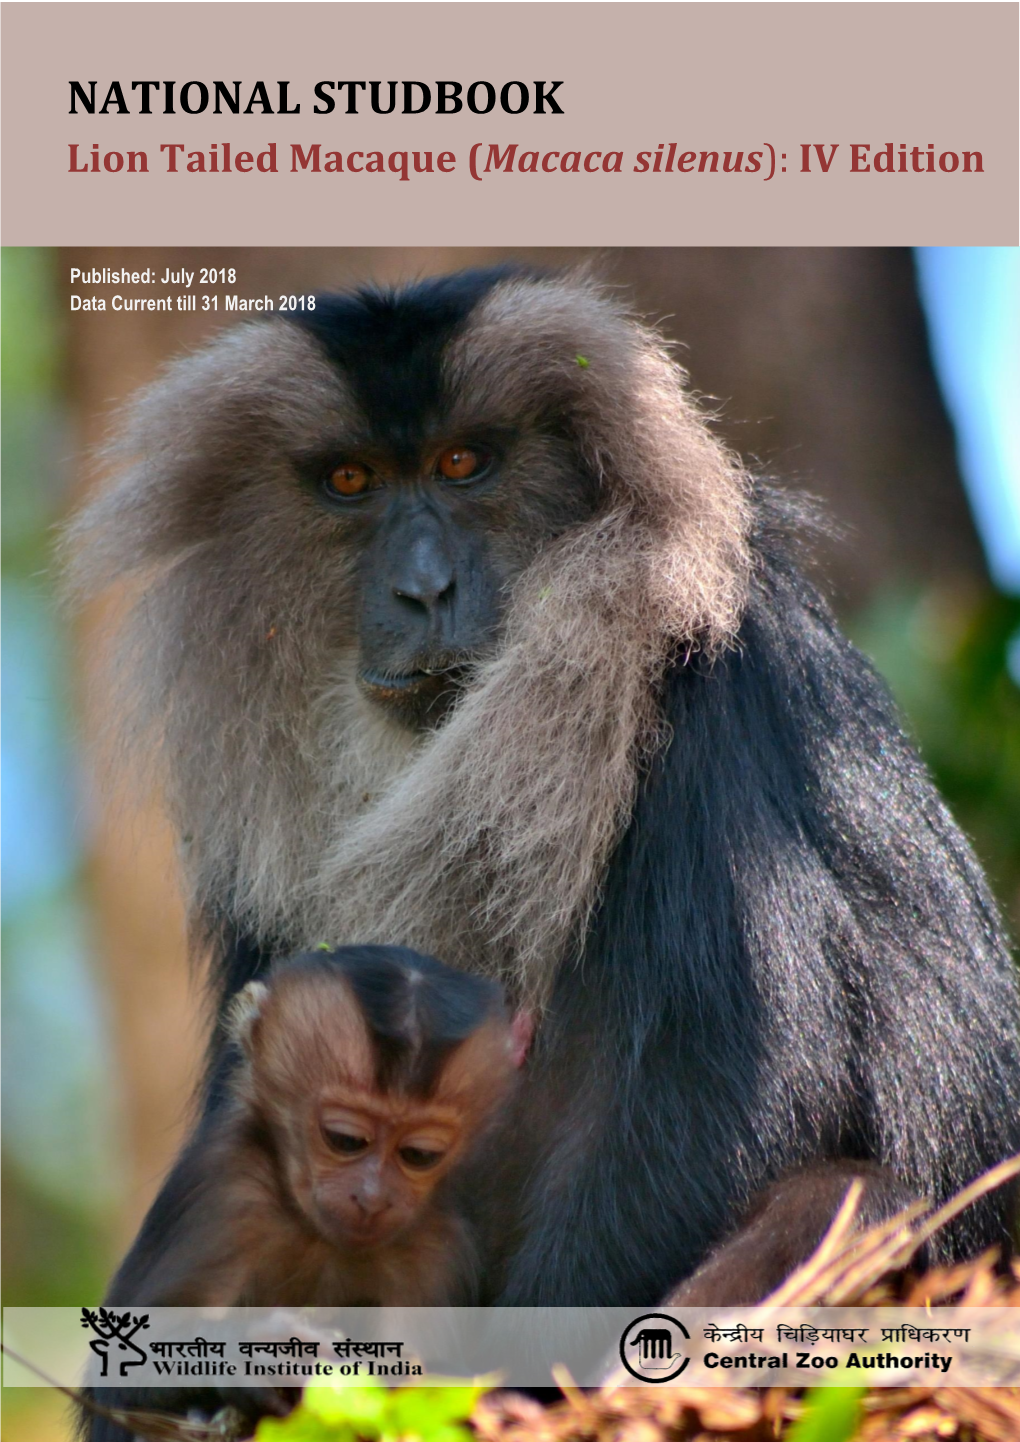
[
  {"xmin": 666, "ymin": 1162, "xmax": 925, "ymax": 1307},
  {"xmin": 481, "ymin": 492, "xmax": 1020, "ymax": 1305},
  {"xmin": 138, "ymin": 946, "xmax": 509, "ymax": 1309},
  {"xmin": 71, "ymin": 268, "xmax": 1020, "ymax": 1439}
]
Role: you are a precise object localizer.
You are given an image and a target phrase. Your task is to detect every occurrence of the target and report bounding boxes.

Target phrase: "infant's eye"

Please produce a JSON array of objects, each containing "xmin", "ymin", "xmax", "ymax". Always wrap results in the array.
[
  {"xmin": 436, "ymin": 446, "xmax": 489, "ymax": 483},
  {"xmin": 326, "ymin": 463, "xmax": 375, "ymax": 498},
  {"xmin": 323, "ymin": 1128, "xmax": 370, "ymax": 1154},
  {"xmin": 398, "ymin": 1145, "xmax": 445, "ymax": 1171}
]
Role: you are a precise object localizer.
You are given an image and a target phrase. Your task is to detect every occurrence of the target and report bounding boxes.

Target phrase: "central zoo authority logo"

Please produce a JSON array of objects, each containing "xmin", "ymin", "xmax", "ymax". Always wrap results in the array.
[{"xmin": 619, "ymin": 1313, "xmax": 690, "ymax": 1383}]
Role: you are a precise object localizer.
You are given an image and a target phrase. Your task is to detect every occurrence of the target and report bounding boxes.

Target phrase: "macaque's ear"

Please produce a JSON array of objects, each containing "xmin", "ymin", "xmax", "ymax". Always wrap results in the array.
[
  {"xmin": 226, "ymin": 981, "xmax": 270, "ymax": 1054},
  {"xmin": 510, "ymin": 1008, "xmax": 536, "ymax": 1068}
]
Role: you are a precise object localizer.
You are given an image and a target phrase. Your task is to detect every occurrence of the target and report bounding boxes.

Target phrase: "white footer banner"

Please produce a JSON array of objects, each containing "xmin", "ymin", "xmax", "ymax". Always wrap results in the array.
[{"xmin": 3, "ymin": 1306, "xmax": 1019, "ymax": 1389}]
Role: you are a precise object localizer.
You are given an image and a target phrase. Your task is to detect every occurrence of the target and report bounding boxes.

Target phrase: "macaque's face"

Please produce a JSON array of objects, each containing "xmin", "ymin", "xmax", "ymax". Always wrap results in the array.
[
  {"xmin": 231, "ymin": 964, "xmax": 519, "ymax": 1250},
  {"xmin": 297, "ymin": 1089, "xmax": 464, "ymax": 1248}
]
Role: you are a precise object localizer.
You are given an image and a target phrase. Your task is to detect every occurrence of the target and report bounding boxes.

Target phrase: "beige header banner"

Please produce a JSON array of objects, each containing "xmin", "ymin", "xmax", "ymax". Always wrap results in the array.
[{"xmin": 1, "ymin": 2, "xmax": 1017, "ymax": 246}]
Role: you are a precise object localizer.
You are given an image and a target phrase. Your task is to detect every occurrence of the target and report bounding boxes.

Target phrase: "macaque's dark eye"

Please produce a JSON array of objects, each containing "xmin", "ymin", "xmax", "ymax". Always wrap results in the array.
[
  {"xmin": 436, "ymin": 446, "xmax": 489, "ymax": 484},
  {"xmin": 398, "ymin": 1145, "xmax": 444, "ymax": 1170},
  {"xmin": 325, "ymin": 462, "xmax": 377, "ymax": 499},
  {"xmin": 323, "ymin": 1128, "xmax": 370, "ymax": 1154}
]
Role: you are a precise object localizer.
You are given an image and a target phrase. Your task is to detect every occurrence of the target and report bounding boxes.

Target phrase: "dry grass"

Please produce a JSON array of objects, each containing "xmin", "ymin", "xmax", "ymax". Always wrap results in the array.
[{"xmin": 480, "ymin": 1159, "xmax": 1020, "ymax": 1442}]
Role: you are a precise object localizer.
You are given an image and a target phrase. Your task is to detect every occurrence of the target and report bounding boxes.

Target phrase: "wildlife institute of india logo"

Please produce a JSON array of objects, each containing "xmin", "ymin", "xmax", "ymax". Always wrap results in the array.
[
  {"xmin": 81, "ymin": 1307, "xmax": 151, "ymax": 1377},
  {"xmin": 619, "ymin": 1313, "xmax": 690, "ymax": 1383}
]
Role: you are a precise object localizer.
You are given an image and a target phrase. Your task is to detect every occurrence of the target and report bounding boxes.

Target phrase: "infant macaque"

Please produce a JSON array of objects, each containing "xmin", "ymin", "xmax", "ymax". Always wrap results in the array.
[{"xmin": 143, "ymin": 944, "xmax": 527, "ymax": 1305}]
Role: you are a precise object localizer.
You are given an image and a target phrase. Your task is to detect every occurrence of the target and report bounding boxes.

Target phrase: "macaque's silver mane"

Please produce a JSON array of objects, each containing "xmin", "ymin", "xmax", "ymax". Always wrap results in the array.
[{"xmin": 66, "ymin": 273, "xmax": 752, "ymax": 1005}]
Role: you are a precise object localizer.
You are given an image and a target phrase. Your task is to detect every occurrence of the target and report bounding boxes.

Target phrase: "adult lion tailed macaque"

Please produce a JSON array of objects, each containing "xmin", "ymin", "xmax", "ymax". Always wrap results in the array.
[
  {"xmin": 140, "ymin": 945, "xmax": 523, "ymax": 1307},
  {"xmin": 70, "ymin": 266, "xmax": 1020, "ymax": 1436}
]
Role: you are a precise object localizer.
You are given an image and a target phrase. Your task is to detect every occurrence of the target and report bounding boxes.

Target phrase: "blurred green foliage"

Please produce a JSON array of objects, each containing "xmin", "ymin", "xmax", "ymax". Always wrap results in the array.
[
  {"xmin": 786, "ymin": 1386, "xmax": 867, "ymax": 1442},
  {"xmin": 255, "ymin": 1375, "xmax": 487, "ymax": 1442},
  {"xmin": 2, "ymin": 248, "xmax": 65, "ymax": 566},
  {"xmin": 2, "ymin": 248, "xmax": 61, "ymax": 392},
  {"xmin": 851, "ymin": 587, "xmax": 1020, "ymax": 935}
]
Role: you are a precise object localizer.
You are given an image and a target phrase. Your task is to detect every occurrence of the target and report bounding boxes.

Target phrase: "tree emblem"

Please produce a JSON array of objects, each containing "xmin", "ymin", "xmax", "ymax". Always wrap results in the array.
[{"xmin": 81, "ymin": 1307, "xmax": 150, "ymax": 1377}]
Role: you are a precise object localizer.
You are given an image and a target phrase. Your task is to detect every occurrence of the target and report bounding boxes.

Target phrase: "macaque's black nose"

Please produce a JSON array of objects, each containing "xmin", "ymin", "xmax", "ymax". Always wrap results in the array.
[
  {"xmin": 391, "ymin": 558, "xmax": 455, "ymax": 614},
  {"xmin": 389, "ymin": 524, "xmax": 457, "ymax": 616}
]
